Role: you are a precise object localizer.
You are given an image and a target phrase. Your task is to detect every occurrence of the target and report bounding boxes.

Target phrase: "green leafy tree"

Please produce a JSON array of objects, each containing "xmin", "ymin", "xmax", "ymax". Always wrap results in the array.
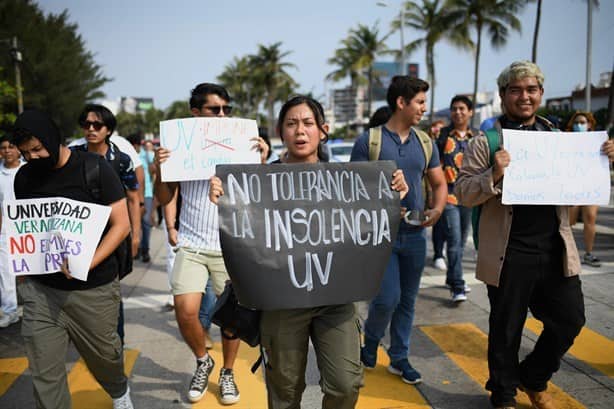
[
  {"xmin": 115, "ymin": 111, "xmax": 145, "ymax": 137},
  {"xmin": 165, "ymin": 100, "xmax": 190, "ymax": 120},
  {"xmin": 397, "ymin": 0, "xmax": 472, "ymax": 122},
  {"xmin": 0, "ymin": 0, "xmax": 109, "ymax": 137},
  {"xmin": 328, "ymin": 23, "xmax": 389, "ymax": 118},
  {"xmin": 0, "ymin": 68, "xmax": 17, "ymax": 128},
  {"xmin": 143, "ymin": 108, "xmax": 164, "ymax": 136},
  {"xmin": 217, "ymin": 56, "xmax": 264, "ymax": 118},
  {"xmin": 250, "ymin": 42, "xmax": 298, "ymax": 138},
  {"xmin": 445, "ymin": 0, "xmax": 526, "ymax": 120}
]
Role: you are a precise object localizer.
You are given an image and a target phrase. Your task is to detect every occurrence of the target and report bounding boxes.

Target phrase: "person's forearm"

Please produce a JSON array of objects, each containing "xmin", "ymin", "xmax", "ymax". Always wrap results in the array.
[
  {"xmin": 127, "ymin": 190, "xmax": 142, "ymax": 242},
  {"xmin": 163, "ymin": 191, "xmax": 178, "ymax": 229}
]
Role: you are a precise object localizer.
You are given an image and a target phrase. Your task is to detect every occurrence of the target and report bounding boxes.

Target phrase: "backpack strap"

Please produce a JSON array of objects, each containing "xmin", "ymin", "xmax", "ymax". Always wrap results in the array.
[
  {"xmin": 412, "ymin": 127, "xmax": 433, "ymax": 177},
  {"xmin": 484, "ymin": 128, "xmax": 500, "ymax": 167},
  {"xmin": 368, "ymin": 126, "xmax": 382, "ymax": 161},
  {"xmin": 83, "ymin": 154, "xmax": 102, "ymax": 202}
]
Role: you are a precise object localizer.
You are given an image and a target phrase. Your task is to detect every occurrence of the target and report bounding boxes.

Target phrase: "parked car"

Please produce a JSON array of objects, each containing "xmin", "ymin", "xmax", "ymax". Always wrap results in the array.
[{"xmin": 328, "ymin": 141, "xmax": 354, "ymax": 162}]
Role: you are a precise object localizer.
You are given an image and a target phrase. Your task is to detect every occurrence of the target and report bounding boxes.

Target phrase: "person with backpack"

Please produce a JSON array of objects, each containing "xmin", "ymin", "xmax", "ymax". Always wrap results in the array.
[
  {"xmin": 12, "ymin": 109, "xmax": 134, "ymax": 409},
  {"xmin": 350, "ymin": 75, "xmax": 447, "ymax": 385},
  {"xmin": 455, "ymin": 61, "xmax": 614, "ymax": 409},
  {"xmin": 434, "ymin": 95, "xmax": 478, "ymax": 302},
  {"xmin": 70, "ymin": 104, "xmax": 139, "ymax": 345}
]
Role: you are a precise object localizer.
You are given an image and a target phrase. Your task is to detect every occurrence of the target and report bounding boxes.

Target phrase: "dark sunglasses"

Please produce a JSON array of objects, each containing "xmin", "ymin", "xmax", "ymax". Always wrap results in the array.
[
  {"xmin": 204, "ymin": 105, "xmax": 232, "ymax": 115},
  {"xmin": 80, "ymin": 120, "xmax": 106, "ymax": 131}
]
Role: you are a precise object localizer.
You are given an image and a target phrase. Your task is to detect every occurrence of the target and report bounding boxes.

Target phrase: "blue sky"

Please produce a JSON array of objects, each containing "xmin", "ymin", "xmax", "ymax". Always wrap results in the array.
[{"xmin": 41, "ymin": 0, "xmax": 613, "ymax": 113}]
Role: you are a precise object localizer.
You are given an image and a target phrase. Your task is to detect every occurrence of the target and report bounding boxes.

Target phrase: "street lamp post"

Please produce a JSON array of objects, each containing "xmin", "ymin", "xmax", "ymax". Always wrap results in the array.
[
  {"xmin": 1, "ymin": 36, "xmax": 24, "ymax": 114},
  {"xmin": 377, "ymin": 1, "xmax": 407, "ymax": 76},
  {"xmin": 10, "ymin": 37, "xmax": 24, "ymax": 114}
]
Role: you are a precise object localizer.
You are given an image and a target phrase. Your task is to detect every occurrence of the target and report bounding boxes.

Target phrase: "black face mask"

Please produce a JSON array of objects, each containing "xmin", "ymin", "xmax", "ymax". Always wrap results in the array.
[{"xmin": 28, "ymin": 156, "xmax": 57, "ymax": 172}]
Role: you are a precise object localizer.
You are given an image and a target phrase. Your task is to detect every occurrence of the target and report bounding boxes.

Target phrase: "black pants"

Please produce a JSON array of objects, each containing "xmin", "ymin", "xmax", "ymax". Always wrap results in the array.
[{"xmin": 485, "ymin": 247, "xmax": 585, "ymax": 407}]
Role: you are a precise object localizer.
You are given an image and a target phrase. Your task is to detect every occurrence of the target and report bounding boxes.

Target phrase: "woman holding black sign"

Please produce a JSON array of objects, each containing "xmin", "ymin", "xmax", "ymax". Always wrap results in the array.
[{"xmin": 210, "ymin": 95, "xmax": 409, "ymax": 409}]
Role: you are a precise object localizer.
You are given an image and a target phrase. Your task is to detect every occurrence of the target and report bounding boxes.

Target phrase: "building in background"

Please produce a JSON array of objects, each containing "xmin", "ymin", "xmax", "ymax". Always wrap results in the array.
[
  {"xmin": 328, "ymin": 61, "xmax": 419, "ymax": 134},
  {"xmin": 120, "ymin": 97, "xmax": 155, "ymax": 114},
  {"xmin": 546, "ymin": 71, "xmax": 611, "ymax": 112}
]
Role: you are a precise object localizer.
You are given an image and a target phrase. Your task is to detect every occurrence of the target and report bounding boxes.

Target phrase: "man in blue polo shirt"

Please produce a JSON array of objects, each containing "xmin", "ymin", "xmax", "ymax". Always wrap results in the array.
[{"xmin": 351, "ymin": 75, "xmax": 447, "ymax": 384}]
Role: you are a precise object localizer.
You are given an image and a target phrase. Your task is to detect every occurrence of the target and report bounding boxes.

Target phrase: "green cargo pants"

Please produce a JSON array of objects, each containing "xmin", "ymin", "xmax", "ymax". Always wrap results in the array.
[
  {"xmin": 18, "ymin": 278, "xmax": 127, "ymax": 409},
  {"xmin": 260, "ymin": 303, "xmax": 363, "ymax": 409}
]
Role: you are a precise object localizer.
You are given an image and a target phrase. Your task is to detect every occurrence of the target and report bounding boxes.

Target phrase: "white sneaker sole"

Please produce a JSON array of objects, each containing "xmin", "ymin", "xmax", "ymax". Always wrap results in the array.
[
  {"xmin": 188, "ymin": 387, "xmax": 207, "ymax": 403},
  {"xmin": 387, "ymin": 365, "xmax": 422, "ymax": 384},
  {"xmin": 220, "ymin": 393, "xmax": 240, "ymax": 405}
]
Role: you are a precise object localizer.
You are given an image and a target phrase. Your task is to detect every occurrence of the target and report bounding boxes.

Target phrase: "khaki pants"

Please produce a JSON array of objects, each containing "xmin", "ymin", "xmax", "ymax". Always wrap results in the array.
[
  {"xmin": 260, "ymin": 303, "xmax": 363, "ymax": 409},
  {"xmin": 18, "ymin": 278, "xmax": 127, "ymax": 409}
]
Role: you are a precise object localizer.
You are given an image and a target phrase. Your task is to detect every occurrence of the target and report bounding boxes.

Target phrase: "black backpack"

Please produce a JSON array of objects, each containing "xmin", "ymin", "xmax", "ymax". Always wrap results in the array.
[{"xmin": 82, "ymin": 152, "xmax": 133, "ymax": 279}]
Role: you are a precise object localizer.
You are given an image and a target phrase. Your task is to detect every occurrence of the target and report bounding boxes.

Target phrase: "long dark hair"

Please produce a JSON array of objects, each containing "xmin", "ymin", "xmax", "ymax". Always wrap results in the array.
[{"xmin": 277, "ymin": 95, "xmax": 329, "ymax": 162}]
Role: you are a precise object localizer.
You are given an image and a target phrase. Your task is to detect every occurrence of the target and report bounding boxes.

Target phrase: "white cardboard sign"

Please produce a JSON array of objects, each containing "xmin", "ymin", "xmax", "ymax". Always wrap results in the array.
[
  {"xmin": 159, "ymin": 117, "xmax": 260, "ymax": 182},
  {"xmin": 502, "ymin": 129, "xmax": 610, "ymax": 205},
  {"xmin": 2, "ymin": 197, "xmax": 111, "ymax": 281}
]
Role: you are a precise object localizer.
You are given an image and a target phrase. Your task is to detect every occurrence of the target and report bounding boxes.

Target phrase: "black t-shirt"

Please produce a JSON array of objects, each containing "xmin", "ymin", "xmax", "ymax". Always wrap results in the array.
[
  {"xmin": 14, "ymin": 150, "xmax": 126, "ymax": 290},
  {"xmin": 500, "ymin": 117, "xmax": 563, "ymax": 254}
]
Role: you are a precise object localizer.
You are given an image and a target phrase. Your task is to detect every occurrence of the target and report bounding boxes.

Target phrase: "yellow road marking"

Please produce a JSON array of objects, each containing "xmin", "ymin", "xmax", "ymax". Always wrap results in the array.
[
  {"xmin": 356, "ymin": 346, "xmax": 430, "ymax": 408},
  {"xmin": 69, "ymin": 348, "xmax": 139, "ymax": 409},
  {"xmin": 0, "ymin": 357, "xmax": 29, "ymax": 396},
  {"xmin": 526, "ymin": 318, "xmax": 614, "ymax": 377},
  {"xmin": 193, "ymin": 343, "xmax": 267, "ymax": 408},
  {"xmin": 421, "ymin": 323, "xmax": 585, "ymax": 409}
]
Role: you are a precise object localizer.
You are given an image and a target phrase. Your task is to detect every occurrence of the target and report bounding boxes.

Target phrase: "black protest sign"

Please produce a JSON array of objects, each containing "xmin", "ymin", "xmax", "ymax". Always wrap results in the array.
[{"xmin": 216, "ymin": 161, "xmax": 400, "ymax": 310}]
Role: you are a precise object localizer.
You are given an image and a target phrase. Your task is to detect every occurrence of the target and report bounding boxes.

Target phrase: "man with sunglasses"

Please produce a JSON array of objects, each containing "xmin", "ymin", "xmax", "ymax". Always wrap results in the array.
[
  {"xmin": 70, "ymin": 104, "xmax": 141, "ymax": 346},
  {"xmin": 154, "ymin": 83, "xmax": 268, "ymax": 405}
]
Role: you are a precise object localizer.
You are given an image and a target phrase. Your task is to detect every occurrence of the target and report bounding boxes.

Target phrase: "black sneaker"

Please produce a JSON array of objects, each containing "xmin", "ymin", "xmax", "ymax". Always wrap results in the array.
[
  {"xmin": 141, "ymin": 253, "xmax": 151, "ymax": 263},
  {"xmin": 219, "ymin": 368, "xmax": 240, "ymax": 405},
  {"xmin": 582, "ymin": 253, "xmax": 601, "ymax": 267},
  {"xmin": 188, "ymin": 355, "xmax": 215, "ymax": 403}
]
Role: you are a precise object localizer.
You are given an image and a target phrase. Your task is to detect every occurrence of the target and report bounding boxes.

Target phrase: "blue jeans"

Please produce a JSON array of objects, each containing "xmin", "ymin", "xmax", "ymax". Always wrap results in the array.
[
  {"xmin": 140, "ymin": 197, "xmax": 153, "ymax": 253},
  {"xmin": 432, "ymin": 218, "xmax": 446, "ymax": 260},
  {"xmin": 443, "ymin": 204, "xmax": 472, "ymax": 291},
  {"xmin": 364, "ymin": 229, "xmax": 426, "ymax": 362},
  {"xmin": 199, "ymin": 278, "xmax": 216, "ymax": 330}
]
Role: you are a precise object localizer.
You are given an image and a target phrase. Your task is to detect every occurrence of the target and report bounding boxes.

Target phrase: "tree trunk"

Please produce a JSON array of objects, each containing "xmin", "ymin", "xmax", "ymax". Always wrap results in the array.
[
  {"xmin": 267, "ymin": 92, "xmax": 275, "ymax": 141},
  {"xmin": 472, "ymin": 22, "xmax": 482, "ymax": 128},
  {"xmin": 367, "ymin": 67, "xmax": 373, "ymax": 119},
  {"xmin": 532, "ymin": 0, "xmax": 542, "ymax": 63},
  {"xmin": 427, "ymin": 44, "xmax": 435, "ymax": 124}
]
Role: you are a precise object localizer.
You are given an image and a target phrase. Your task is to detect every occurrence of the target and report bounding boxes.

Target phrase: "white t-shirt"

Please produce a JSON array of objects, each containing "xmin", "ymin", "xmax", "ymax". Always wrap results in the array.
[
  {"xmin": 68, "ymin": 134, "xmax": 143, "ymax": 168},
  {"xmin": 0, "ymin": 162, "xmax": 24, "ymax": 240}
]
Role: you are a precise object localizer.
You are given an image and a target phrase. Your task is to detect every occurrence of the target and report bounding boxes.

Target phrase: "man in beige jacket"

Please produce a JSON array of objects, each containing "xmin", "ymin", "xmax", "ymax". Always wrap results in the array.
[{"xmin": 456, "ymin": 60, "xmax": 614, "ymax": 409}]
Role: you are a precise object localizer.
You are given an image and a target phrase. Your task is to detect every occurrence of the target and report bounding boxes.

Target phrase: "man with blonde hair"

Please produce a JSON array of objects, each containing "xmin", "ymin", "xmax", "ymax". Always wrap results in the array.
[{"xmin": 456, "ymin": 61, "xmax": 614, "ymax": 409}]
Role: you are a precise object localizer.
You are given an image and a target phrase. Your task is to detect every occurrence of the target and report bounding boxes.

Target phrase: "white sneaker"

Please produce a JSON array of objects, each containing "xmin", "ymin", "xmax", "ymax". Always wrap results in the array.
[
  {"xmin": 112, "ymin": 386, "xmax": 134, "ymax": 409},
  {"xmin": 0, "ymin": 312, "xmax": 20, "ymax": 328},
  {"xmin": 433, "ymin": 258, "xmax": 447, "ymax": 271},
  {"xmin": 219, "ymin": 368, "xmax": 240, "ymax": 404},
  {"xmin": 452, "ymin": 291, "xmax": 467, "ymax": 303}
]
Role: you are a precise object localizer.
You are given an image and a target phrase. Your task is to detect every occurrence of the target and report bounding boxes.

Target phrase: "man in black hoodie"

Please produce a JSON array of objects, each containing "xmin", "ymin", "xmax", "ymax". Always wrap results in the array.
[{"xmin": 12, "ymin": 109, "xmax": 134, "ymax": 409}]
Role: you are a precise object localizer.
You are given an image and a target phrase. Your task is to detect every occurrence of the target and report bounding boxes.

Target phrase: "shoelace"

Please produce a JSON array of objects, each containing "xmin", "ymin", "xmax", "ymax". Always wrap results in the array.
[
  {"xmin": 219, "ymin": 373, "xmax": 238, "ymax": 396},
  {"xmin": 190, "ymin": 361, "xmax": 211, "ymax": 391}
]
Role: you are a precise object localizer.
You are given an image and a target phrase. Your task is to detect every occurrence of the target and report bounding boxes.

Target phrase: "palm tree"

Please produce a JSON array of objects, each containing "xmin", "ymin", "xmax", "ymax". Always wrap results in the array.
[
  {"xmin": 327, "ymin": 23, "xmax": 389, "ymax": 118},
  {"xmin": 250, "ymin": 42, "xmax": 298, "ymax": 138},
  {"xmin": 446, "ymin": 0, "xmax": 526, "ymax": 119},
  {"xmin": 396, "ymin": 0, "xmax": 472, "ymax": 122},
  {"xmin": 531, "ymin": 0, "xmax": 541, "ymax": 62},
  {"xmin": 217, "ymin": 56, "xmax": 263, "ymax": 118},
  {"xmin": 165, "ymin": 100, "xmax": 190, "ymax": 120}
]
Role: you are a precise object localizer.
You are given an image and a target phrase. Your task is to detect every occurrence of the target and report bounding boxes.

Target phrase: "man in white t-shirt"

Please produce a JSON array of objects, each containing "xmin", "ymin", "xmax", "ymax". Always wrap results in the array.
[{"xmin": 0, "ymin": 135, "xmax": 24, "ymax": 327}]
